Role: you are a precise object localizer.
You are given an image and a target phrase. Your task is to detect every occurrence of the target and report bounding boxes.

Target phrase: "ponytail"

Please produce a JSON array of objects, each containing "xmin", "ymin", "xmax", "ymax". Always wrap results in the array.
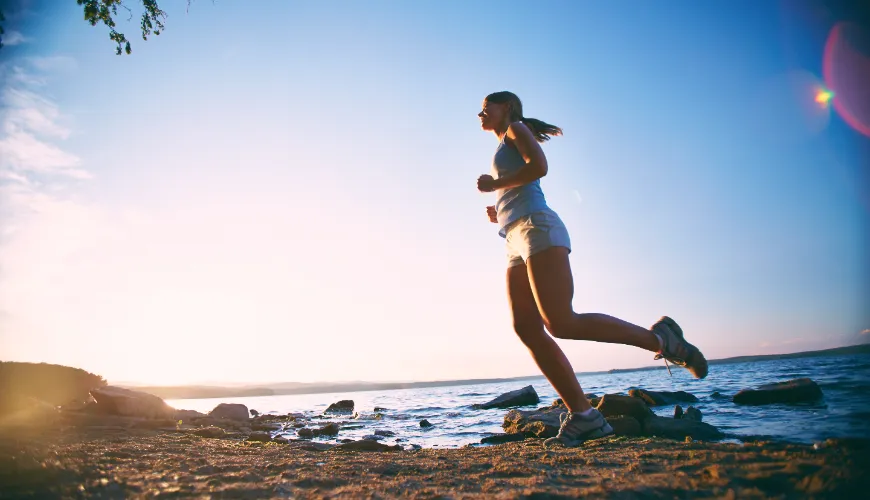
[
  {"xmin": 520, "ymin": 117, "xmax": 563, "ymax": 142},
  {"xmin": 485, "ymin": 91, "xmax": 562, "ymax": 143}
]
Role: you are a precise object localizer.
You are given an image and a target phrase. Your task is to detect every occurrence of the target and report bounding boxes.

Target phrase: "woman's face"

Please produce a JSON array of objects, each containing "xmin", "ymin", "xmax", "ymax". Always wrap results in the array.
[{"xmin": 478, "ymin": 100, "xmax": 508, "ymax": 132}]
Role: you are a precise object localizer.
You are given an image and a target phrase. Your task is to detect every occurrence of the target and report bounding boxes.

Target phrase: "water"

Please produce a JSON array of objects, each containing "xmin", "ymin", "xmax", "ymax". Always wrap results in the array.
[{"xmin": 167, "ymin": 353, "xmax": 870, "ymax": 449}]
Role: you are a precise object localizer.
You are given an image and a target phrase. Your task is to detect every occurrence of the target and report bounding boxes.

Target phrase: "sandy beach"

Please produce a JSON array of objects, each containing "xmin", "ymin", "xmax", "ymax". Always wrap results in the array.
[{"xmin": 2, "ymin": 424, "xmax": 867, "ymax": 499}]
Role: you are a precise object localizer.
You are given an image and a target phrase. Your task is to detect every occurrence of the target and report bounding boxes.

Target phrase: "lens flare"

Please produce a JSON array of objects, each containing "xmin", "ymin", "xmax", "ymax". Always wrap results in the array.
[
  {"xmin": 814, "ymin": 88, "xmax": 834, "ymax": 105},
  {"xmin": 823, "ymin": 22, "xmax": 870, "ymax": 138}
]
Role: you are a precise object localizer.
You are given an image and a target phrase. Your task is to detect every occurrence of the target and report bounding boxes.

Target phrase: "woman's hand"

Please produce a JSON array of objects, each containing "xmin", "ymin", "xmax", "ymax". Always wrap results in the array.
[
  {"xmin": 477, "ymin": 174, "xmax": 498, "ymax": 193},
  {"xmin": 486, "ymin": 205, "xmax": 497, "ymax": 224}
]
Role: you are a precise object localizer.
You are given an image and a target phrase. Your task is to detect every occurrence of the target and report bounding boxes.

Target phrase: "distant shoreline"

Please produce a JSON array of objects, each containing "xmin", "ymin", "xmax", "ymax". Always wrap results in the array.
[{"xmin": 124, "ymin": 343, "xmax": 870, "ymax": 401}]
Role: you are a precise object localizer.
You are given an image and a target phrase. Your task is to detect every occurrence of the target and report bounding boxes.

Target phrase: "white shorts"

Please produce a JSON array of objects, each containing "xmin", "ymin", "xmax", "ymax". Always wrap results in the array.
[{"xmin": 505, "ymin": 209, "xmax": 572, "ymax": 268}]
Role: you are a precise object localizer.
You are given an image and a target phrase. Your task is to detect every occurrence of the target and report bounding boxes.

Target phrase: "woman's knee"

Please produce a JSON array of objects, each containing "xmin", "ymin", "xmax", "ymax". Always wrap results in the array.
[
  {"xmin": 545, "ymin": 313, "xmax": 579, "ymax": 340},
  {"xmin": 513, "ymin": 320, "xmax": 548, "ymax": 347}
]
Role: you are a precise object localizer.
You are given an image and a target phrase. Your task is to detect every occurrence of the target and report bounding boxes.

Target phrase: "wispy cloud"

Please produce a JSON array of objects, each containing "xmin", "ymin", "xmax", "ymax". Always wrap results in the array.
[
  {"xmin": 27, "ymin": 55, "xmax": 78, "ymax": 73},
  {"xmin": 2, "ymin": 31, "xmax": 30, "ymax": 46},
  {"xmin": 862, "ymin": 329, "xmax": 870, "ymax": 336}
]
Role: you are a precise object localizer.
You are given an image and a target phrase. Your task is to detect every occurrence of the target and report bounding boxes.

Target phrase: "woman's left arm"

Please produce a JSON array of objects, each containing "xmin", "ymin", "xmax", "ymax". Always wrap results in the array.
[{"xmin": 492, "ymin": 122, "xmax": 549, "ymax": 190}]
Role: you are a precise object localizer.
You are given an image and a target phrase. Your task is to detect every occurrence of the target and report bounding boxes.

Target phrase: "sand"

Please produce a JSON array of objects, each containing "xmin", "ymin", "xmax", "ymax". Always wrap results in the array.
[{"xmin": 1, "ymin": 426, "xmax": 867, "ymax": 499}]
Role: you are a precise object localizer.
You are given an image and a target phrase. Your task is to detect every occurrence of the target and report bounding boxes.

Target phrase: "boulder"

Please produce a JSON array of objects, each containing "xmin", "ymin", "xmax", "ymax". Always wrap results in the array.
[
  {"xmin": 674, "ymin": 405, "xmax": 684, "ymax": 419},
  {"xmin": 334, "ymin": 439, "xmax": 402, "ymax": 452},
  {"xmin": 502, "ymin": 406, "xmax": 564, "ymax": 438},
  {"xmin": 473, "ymin": 385, "xmax": 540, "ymax": 410},
  {"xmin": 608, "ymin": 416, "xmax": 642, "ymax": 437},
  {"xmin": 314, "ymin": 423, "xmax": 339, "ymax": 436},
  {"xmin": 628, "ymin": 388, "xmax": 698, "ymax": 406},
  {"xmin": 596, "ymin": 394, "xmax": 654, "ymax": 422},
  {"xmin": 208, "ymin": 403, "xmax": 250, "ymax": 421},
  {"xmin": 296, "ymin": 428, "xmax": 314, "ymax": 438},
  {"xmin": 481, "ymin": 433, "xmax": 529, "ymax": 445},
  {"xmin": 89, "ymin": 387, "xmax": 174, "ymax": 419},
  {"xmin": 420, "ymin": 419, "xmax": 433, "ymax": 428},
  {"xmin": 733, "ymin": 378, "xmax": 823, "ymax": 405},
  {"xmin": 643, "ymin": 415, "xmax": 722, "ymax": 441},
  {"xmin": 684, "ymin": 406, "xmax": 702, "ymax": 422},
  {"xmin": 247, "ymin": 431, "xmax": 272, "ymax": 442},
  {"xmin": 324, "ymin": 400, "xmax": 354, "ymax": 414},
  {"xmin": 174, "ymin": 409, "xmax": 206, "ymax": 421}
]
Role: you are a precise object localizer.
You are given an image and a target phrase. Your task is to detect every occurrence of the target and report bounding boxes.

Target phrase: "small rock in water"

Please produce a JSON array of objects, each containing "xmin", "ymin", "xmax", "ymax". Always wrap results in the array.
[
  {"xmin": 420, "ymin": 419, "xmax": 433, "ymax": 428},
  {"xmin": 361, "ymin": 434, "xmax": 384, "ymax": 441},
  {"xmin": 473, "ymin": 385, "xmax": 540, "ymax": 410},
  {"xmin": 684, "ymin": 406, "xmax": 702, "ymax": 422},
  {"xmin": 208, "ymin": 403, "xmax": 250, "ymax": 421},
  {"xmin": 373, "ymin": 407, "xmax": 389, "ymax": 412},
  {"xmin": 674, "ymin": 405, "xmax": 684, "ymax": 419},
  {"xmin": 710, "ymin": 391, "xmax": 727, "ymax": 399},
  {"xmin": 296, "ymin": 428, "xmax": 314, "ymax": 439},
  {"xmin": 732, "ymin": 378, "xmax": 823, "ymax": 405},
  {"xmin": 250, "ymin": 409, "xmax": 259, "ymax": 417},
  {"xmin": 314, "ymin": 423, "xmax": 339, "ymax": 436},
  {"xmin": 324, "ymin": 400, "xmax": 354, "ymax": 414},
  {"xmin": 374, "ymin": 430, "xmax": 395, "ymax": 437},
  {"xmin": 628, "ymin": 388, "xmax": 699, "ymax": 406}
]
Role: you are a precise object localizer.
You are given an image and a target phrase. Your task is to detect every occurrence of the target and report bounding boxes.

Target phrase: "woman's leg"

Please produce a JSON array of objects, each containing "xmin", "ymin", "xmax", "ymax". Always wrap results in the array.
[
  {"xmin": 525, "ymin": 246, "xmax": 661, "ymax": 352},
  {"xmin": 506, "ymin": 263, "xmax": 593, "ymax": 413}
]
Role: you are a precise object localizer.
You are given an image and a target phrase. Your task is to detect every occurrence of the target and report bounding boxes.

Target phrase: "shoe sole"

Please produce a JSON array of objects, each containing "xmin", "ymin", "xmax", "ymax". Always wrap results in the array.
[
  {"xmin": 544, "ymin": 422, "xmax": 615, "ymax": 448},
  {"xmin": 656, "ymin": 316, "xmax": 709, "ymax": 379}
]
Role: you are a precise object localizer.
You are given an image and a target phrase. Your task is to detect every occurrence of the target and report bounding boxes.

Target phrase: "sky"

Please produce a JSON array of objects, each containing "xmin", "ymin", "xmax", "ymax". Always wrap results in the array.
[{"xmin": 0, "ymin": 0, "xmax": 867, "ymax": 386}]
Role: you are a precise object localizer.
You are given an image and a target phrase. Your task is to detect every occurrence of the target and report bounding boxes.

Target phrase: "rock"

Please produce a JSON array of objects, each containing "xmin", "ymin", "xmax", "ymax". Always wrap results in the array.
[
  {"xmin": 193, "ymin": 426, "xmax": 226, "ymax": 438},
  {"xmin": 628, "ymin": 388, "xmax": 699, "ymax": 406},
  {"xmin": 419, "ymin": 419, "xmax": 433, "ymax": 428},
  {"xmin": 361, "ymin": 434, "xmax": 384, "ymax": 441},
  {"xmin": 296, "ymin": 428, "xmax": 314, "ymax": 438},
  {"xmin": 296, "ymin": 441, "xmax": 335, "ymax": 451},
  {"xmin": 250, "ymin": 409, "xmax": 259, "ymax": 417},
  {"xmin": 208, "ymin": 403, "xmax": 250, "ymax": 421},
  {"xmin": 252, "ymin": 422, "xmax": 282, "ymax": 432},
  {"xmin": 374, "ymin": 430, "xmax": 395, "ymax": 437},
  {"xmin": 642, "ymin": 415, "xmax": 722, "ymax": 441},
  {"xmin": 334, "ymin": 440, "xmax": 402, "ymax": 452},
  {"xmin": 481, "ymin": 433, "xmax": 528, "ymax": 445},
  {"xmin": 89, "ymin": 387, "xmax": 174, "ymax": 419},
  {"xmin": 710, "ymin": 391, "xmax": 727, "ymax": 399},
  {"xmin": 340, "ymin": 438, "xmax": 354, "ymax": 443},
  {"xmin": 732, "ymin": 378, "xmax": 823, "ymax": 405},
  {"xmin": 596, "ymin": 394, "xmax": 654, "ymax": 422},
  {"xmin": 272, "ymin": 436, "xmax": 290, "ymax": 444},
  {"xmin": 684, "ymin": 406, "xmax": 702, "ymax": 422},
  {"xmin": 550, "ymin": 399, "xmax": 565, "ymax": 408},
  {"xmin": 373, "ymin": 407, "xmax": 389, "ymax": 412},
  {"xmin": 502, "ymin": 406, "xmax": 564, "ymax": 438},
  {"xmin": 247, "ymin": 431, "xmax": 271, "ymax": 442},
  {"xmin": 607, "ymin": 416, "xmax": 642, "ymax": 437},
  {"xmin": 674, "ymin": 405, "xmax": 684, "ymax": 419},
  {"xmin": 473, "ymin": 385, "xmax": 540, "ymax": 410},
  {"xmin": 174, "ymin": 409, "xmax": 206, "ymax": 422},
  {"xmin": 324, "ymin": 400, "xmax": 354, "ymax": 414},
  {"xmin": 314, "ymin": 423, "xmax": 339, "ymax": 436}
]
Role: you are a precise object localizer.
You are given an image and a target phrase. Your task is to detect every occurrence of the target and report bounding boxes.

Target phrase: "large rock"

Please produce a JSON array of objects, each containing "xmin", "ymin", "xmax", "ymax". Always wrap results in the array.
[
  {"xmin": 474, "ymin": 385, "xmax": 540, "ymax": 410},
  {"xmin": 607, "ymin": 416, "xmax": 642, "ymax": 436},
  {"xmin": 174, "ymin": 409, "xmax": 207, "ymax": 421},
  {"xmin": 733, "ymin": 378, "xmax": 823, "ymax": 405},
  {"xmin": 89, "ymin": 387, "xmax": 174, "ymax": 419},
  {"xmin": 503, "ymin": 406, "xmax": 564, "ymax": 438},
  {"xmin": 324, "ymin": 400, "xmax": 354, "ymax": 414},
  {"xmin": 643, "ymin": 415, "xmax": 722, "ymax": 441},
  {"xmin": 208, "ymin": 403, "xmax": 250, "ymax": 421},
  {"xmin": 596, "ymin": 394, "xmax": 654, "ymax": 422},
  {"xmin": 628, "ymin": 388, "xmax": 698, "ymax": 406}
]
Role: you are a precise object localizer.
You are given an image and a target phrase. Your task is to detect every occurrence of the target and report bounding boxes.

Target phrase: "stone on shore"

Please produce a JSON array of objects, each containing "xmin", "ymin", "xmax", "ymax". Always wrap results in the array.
[
  {"xmin": 208, "ymin": 403, "xmax": 250, "ymax": 421},
  {"xmin": 643, "ymin": 415, "xmax": 722, "ymax": 441},
  {"xmin": 174, "ymin": 409, "xmax": 206, "ymax": 421},
  {"xmin": 314, "ymin": 423, "xmax": 339, "ymax": 436},
  {"xmin": 628, "ymin": 388, "xmax": 699, "ymax": 406},
  {"xmin": 334, "ymin": 439, "xmax": 402, "ymax": 452},
  {"xmin": 89, "ymin": 387, "xmax": 174, "ymax": 419},
  {"xmin": 733, "ymin": 378, "xmax": 823, "ymax": 405},
  {"xmin": 192, "ymin": 426, "xmax": 226, "ymax": 438},
  {"xmin": 502, "ymin": 406, "xmax": 564, "ymax": 438},
  {"xmin": 607, "ymin": 416, "xmax": 643, "ymax": 436},
  {"xmin": 481, "ymin": 433, "xmax": 529, "ymax": 445},
  {"xmin": 324, "ymin": 400, "xmax": 354, "ymax": 414},
  {"xmin": 596, "ymin": 394, "xmax": 654, "ymax": 422},
  {"xmin": 473, "ymin": 385, "xmax": 540, "ymax": 410},
  {"xmin": 247, "ymin": 431, "xmax": 272, "ymax": 442}
]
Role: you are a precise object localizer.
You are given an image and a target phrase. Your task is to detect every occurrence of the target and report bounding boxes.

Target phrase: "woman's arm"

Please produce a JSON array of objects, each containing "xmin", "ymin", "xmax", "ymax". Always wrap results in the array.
[{"xmin": 492, "ymin": 122, "xmax": 549, "ymax": 190}]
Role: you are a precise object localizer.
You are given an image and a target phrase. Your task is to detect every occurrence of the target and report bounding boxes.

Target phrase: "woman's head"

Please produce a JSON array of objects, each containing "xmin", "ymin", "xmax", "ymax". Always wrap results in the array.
[{"xmin": 478, "ymin": 91, "xmax": 563, "ymax": 142}]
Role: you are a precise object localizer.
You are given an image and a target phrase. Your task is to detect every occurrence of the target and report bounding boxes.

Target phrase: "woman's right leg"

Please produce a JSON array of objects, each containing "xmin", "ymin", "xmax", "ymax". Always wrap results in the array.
[{"xmin": 507, "ymin": 263, "xmax": 593, "ymax": 413}]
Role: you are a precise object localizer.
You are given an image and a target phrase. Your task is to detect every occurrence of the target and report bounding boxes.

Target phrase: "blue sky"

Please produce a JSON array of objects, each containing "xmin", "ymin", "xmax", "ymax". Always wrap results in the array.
[{"xmin": 0, "ymin": 0, "xmax": 867, "ymax": 385}]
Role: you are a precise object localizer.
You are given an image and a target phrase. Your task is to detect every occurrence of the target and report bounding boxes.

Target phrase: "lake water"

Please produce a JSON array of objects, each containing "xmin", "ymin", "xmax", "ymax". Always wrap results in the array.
[{"xmin": 167, "ymin": 353, "xmax": 870, "ymax": 449}]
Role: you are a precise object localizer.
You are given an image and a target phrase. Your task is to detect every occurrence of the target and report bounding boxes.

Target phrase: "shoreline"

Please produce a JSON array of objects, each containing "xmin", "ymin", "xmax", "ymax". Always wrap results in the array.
[{"xmin": 2, "ymin": 425, "xmax": 866, "ymax": 498}]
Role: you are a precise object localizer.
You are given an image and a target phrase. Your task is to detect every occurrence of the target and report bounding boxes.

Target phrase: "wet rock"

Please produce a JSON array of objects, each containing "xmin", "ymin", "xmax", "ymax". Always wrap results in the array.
[
  {"xmin": 502, "ymin": 406, "xmax": 564, "ymax": 438},
  {"xmin": 674, "ymin": 405, "xmax": 684, "ymax": 419},
  {"xmin": 361, "ymin": 434, "xmax": 384, "ymax": 441},
  {"xmin": 733, "ymin": 378, "xmax": 823, "ymax": 405},
  {"xmin": 89, "ymin": 387, "xmax": 174, "ymax": 419},
  {"xmin": 314, "ymin": 423, "xmax": 339, "ymax": 436},
  {"xmin": 374, "ymin": 430, "xmax": 395, "ymax": 437},
  {"xmin": 481, "ymin": 433, "xmax": 529, "ymax": 445},
  {"xmin": 272, "ymin": 436, "xmax": 290, "ymax": 444},
  {"xmin": 643, "ymin": 415, "xmax": 722, "ymax": 441},
  {"xmin": 710, "ymin": 391, "xmax": 728, "ymax": 399},
  {"xmin": 247, "ymin": 431, "xmax": 271, "ymax": 442},
  {"xmin": 373, "ymin": 407, "xmax": 389, "ymax": 412},
  {"xmin": 208, "ymin": 403, "xmax": 250, "ymax": 421},
  {"xmin": 684, "ymin": 406, "xmax": 702, "ymax": 422},
  {"xmin": 608, "ymin": 416, "xmax": 642, "ymax": 437},
  {"xmin": 334, "ymin": 439, "xmax": 402, "ymax": 452},
  {"xmin": 250, "ymin": 409, "xmax": 259, "ymax": 417},
  {"xmin": 252, "ymin": 422, "xmax": 282, "ymax": 432},
  {"xmin": 296, "ymin": 441, "xmax": 335, "ymax": 451},
  {"xmin": 296, "ymin": 428, "xmax": 314, "ymax": 439},
  {"xmin": 596, "ymin": 394, "xmax": 654, "ymax": 422},
  {"xmin": 324, "ymin": 400, "xmax": 354, "ymax": 414},
  {"xmin": 628, "ymin": 388, "xmax": 699, "ymax": 406},
  {"xmin": 420, "ymin": 419, "xmax": 433, "ymax": 428},
  {"xmin": 473, "ymin": 385, "xmax": 540, "ymax": 410},
  {"xmin": 192, "ymin": 426, "xmax": 226, "ymax": 438}
]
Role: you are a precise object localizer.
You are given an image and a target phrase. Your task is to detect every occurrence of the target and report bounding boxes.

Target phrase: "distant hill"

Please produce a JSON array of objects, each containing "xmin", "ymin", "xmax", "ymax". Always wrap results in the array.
[{"xmin": 0, "ymin": 361, "xmax": 107, "ymax": 416}]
